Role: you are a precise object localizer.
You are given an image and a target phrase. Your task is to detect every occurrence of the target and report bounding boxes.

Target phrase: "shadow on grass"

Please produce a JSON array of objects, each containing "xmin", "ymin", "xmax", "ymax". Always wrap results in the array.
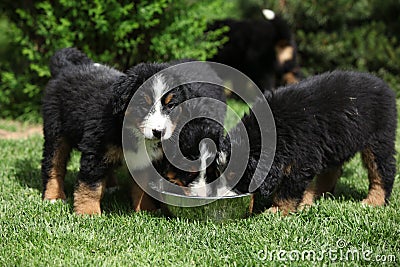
[
  {"xmin": 333, "ymin": 165, "xmax": 369, "ymax": 202},
  {"xmin": 252, "ymin": 170, "xmax": 368, "ymax": 213},
  {"xmin": 13, "ymin": 158, "xmax": 136, "ymax": 215},
  {"xmin": 12, "ymin": 157, "xmax": 370, "ymax": 217},
  {"xmin": 333, "ymin": 179, "xmax": 367, "ymax": 202}
]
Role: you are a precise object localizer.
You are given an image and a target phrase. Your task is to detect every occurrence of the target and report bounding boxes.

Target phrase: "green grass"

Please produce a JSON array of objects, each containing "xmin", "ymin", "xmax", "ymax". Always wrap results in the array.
[{"xmin": 1, "ymin": 101, "xmax": 399, "ymax": 266}]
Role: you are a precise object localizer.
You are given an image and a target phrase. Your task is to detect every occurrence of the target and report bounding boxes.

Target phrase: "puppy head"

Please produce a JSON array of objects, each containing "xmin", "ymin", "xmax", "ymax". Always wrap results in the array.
[
  {"xmin": 163, "ymin": 163, "xmax": 200, "ymax": 196},
  {"xmin": 113, "ymin": 62, "xmax": 189, "ymax": 141},
  {"xmin": 163, "ymin": 141, "xmax": 236, "ymax": 197},
  {"xmin": 139, "ymin": 75, "xmax": 188, "ymax": 140}
]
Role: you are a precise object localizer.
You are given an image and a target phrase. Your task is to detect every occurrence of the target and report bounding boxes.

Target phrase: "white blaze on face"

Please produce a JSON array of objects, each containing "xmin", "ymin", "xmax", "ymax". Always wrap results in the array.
[
  {"xmin": 189, "ymin": 143, "xmax": 213, "ymax": 197},
  {"xmin": 141, "ymin": 75, "xmax": 174, "ymax": 140},
  {"xmin": 217, "ymin": 151, "xmax": 227, "ymax": 167},
  {"xmin": 215, "ymin": 151, "xmax": 237, "ymax": 196}
]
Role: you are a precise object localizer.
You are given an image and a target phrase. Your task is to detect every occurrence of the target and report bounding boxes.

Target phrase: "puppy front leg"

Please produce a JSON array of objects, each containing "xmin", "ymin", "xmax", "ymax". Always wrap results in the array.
[
  {"xmin": 268, "ymin": 176, "xmax": 311, "ymax": 215},
  {"xmin": 42, "ymin": 137, "xmax": 71, "ymax": 202},
  {"xmin": 74, "ymin": 153, "xmax": 107, "ymax": 215},
  {"xmin": 298, "ymin": 166, "xmax": 343, "ymax": 210},
  {"xmin": 269, "ymin": 196, "xmax": 299, "ymax": 215},
  {"xmin": 130, "ymin": 168, "xmax": 158, "ymax": 212},
  {"xmin": 130, "ymin": 180, "xmax": 157, "ymax": 212}
]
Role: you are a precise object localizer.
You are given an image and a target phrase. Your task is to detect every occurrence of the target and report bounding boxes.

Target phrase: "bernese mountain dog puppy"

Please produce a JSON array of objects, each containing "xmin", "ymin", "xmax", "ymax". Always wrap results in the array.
[
  {"xmin": 116, "ymin": 60, "xmax": 226, "ymax": 209},
  {"xmin": 41, "ymin": 48, "xmax": 226, "ymax": 215},
  {"xmin": 42, "ymin": 48, "xmax": 125, "ymax": 215},
  {"xmin": 214, "ymin": 71, "xmax": 397, "ymax": 214},
  {"xmin": 209, "ymin": 10, "xmax": 301, "ymax": 92}
]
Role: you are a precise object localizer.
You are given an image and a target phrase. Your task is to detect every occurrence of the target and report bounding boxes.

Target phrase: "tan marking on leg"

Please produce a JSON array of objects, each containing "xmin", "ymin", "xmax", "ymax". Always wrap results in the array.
[
  {"xmin": 361, "ymin": 148, "xmax": 385, "ymax": 206},
  {"xmin": 298, "ymin": 167, "xmax": 342, "ymax": 210},
  {"xmin": 249, "ymin": 194, "xmax": 255, "ymax": 214},
  {"xmin": 267, "ymin": 206, "xmax": 280, "ymax": 214},
  {"xmin": 131, "ymin": 181, "xmax": 157, "ymax": 212},
  {"xmin": 298, "ymin": 181, "xmax": 316, "ymax": 210},
  {"xmin": 104, "ymin": 145, "xmax": 123, "ymax": 165},
  {"xmin": 44, "ymin": 138, "xmax": 70, "ymax": 201},
  {"xmin": 74, "ymin": 180, "xmax": 105, "ymax": 215},
  {"xmin": 268, "ymin": 196, "xmax": 298, "ymax": 215}
]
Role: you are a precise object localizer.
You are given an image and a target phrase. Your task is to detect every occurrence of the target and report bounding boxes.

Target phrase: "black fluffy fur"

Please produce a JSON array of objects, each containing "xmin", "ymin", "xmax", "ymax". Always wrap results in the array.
[
  {"xmin": 220, "ymin": 71, "xmax": 397, "ymax": 210},
  {"xmin": 42, "ymin": 48, "xmax": 125, "ymax": 190}
]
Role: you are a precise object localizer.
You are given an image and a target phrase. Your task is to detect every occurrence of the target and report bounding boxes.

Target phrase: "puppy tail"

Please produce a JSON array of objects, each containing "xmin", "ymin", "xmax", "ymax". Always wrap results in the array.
[{"xmin": 49, "ymin": 47, "xmax": 93, "ymax": 77}]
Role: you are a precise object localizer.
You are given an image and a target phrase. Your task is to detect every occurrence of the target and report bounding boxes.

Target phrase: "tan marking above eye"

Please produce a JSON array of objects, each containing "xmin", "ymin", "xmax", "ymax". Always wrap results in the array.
[
  {"xmin": 164, "ymin": 93, "xmax": 174, "ymax": 105},
  {"xmin": 144, "ymin": 94, "xmax": 152, "ymax": 105},
  {"xmin": 169, "ymin": 178, "xmax": 184, "ymax": 187},
  {"xmin": 276, "ymin": 45, "xmax": 294, "ymax": 65},
  {"xmin": 166, "ymin": 171, "xmax": 176, "ymax": 180},
  {"xmin": 165, "ymin": 171, "xmax": 185, "ymax": 186}
]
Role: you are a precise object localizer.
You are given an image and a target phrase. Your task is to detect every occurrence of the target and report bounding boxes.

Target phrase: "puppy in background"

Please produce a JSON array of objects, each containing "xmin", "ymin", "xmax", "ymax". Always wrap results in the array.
[{"xmin": 209, "ymin": 9, "xmax": 301, "ymax": 93}]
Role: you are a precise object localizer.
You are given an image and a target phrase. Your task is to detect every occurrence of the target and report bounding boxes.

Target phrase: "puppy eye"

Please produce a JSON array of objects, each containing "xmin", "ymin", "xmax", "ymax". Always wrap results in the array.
[{"xmin": 166, "ymin": 102, "xmax": 175, "ymax": 109}]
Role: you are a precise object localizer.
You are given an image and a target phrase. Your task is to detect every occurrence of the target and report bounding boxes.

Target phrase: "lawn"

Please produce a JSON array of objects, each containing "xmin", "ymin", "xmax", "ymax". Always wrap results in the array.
[{"xmin": 0, "ymin": 101, "xmax": 399, "ymax": 266}]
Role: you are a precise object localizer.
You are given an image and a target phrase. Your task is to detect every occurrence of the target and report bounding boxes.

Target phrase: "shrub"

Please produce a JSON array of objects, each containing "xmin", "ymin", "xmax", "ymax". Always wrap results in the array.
[{"xmin": 0, "ymin": 0, "xmax": 231, "ymax": 120}]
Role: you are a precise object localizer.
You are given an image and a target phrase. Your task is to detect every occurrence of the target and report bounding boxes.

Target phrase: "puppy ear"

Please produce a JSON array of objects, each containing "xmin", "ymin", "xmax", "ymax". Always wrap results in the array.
[
  {"xmin": 179, "ymin": 84, "xmax": 193, "ymax": 117},
  {"xmin": 112, "ymin": 72, "xmax": 138, "ymax": 116}
]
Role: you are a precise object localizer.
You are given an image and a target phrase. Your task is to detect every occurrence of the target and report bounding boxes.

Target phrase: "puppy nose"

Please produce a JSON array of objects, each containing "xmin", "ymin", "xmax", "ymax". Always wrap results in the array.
[{"xmin": 152, "ymin": 129, "xmax": 162, "ymax": 139}]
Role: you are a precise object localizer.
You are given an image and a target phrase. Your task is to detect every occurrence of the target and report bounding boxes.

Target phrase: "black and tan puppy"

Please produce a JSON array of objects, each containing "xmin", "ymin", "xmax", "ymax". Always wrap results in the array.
[
  {"xmin": 209, "ymin": 10, "xmax": 301, "ymax": 92},
  {"xmin": 115, "ymin": 59, "xmax": 226, "ymax": 209},
  {"xmin": 42, "ymin": 48, "xmax": 226, "ymax": 214},
  {"xmin": 216, "ymin": 71, "xmax": 397, "ymax": 214},
  {"xmin": 42, "ymin": 48, "xmax": 125, "ymax": 214}
]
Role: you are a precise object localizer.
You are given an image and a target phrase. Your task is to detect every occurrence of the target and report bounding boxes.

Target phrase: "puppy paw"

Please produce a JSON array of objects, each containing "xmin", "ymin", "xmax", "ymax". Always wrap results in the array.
[
  {"xmin": 47, "ymin": 198, "xmax": 67, "ymax": 204},
  {"xmin": 266, "ymin": 206, "xmax": 280, "ymax": 214},
  {"xmin": 74, "ymin": 204, "xmax": 102, "ymax": 215},
  {"xmin": 297, "ymin": 203, "xmax": 312, "ymax": 212},
  {"xmin": 361, "ymin": 198, "xmax": 385, "ymax": 207}
]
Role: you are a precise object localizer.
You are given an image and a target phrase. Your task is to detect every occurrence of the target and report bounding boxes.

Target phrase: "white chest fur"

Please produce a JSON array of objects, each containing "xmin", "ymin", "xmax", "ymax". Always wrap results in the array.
[{"xmin": 124, "ymin": 139, "xmax": 163, "ymax": 171}]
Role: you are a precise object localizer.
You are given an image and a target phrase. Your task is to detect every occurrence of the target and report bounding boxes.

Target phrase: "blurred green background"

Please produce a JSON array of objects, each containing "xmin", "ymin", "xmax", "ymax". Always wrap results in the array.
[{"xmin": 0, "ymin": 0, "xmax": 399, "ymax": 121}]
